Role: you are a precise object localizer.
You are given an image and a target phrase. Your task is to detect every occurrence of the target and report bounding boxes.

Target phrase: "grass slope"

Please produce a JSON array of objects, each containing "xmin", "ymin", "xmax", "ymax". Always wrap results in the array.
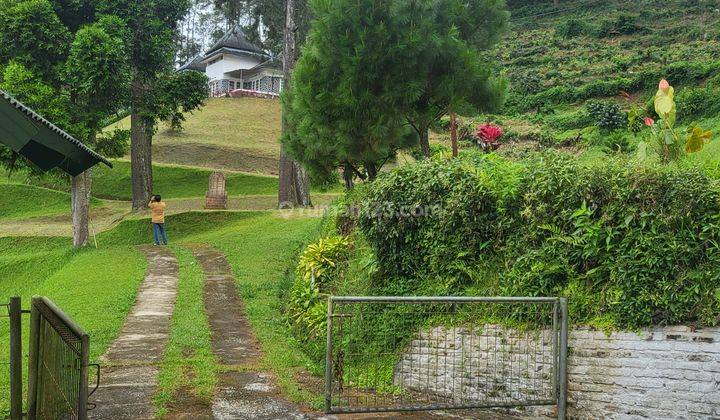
[
  {"xmin": 93, "ymin": 161, "xmax": 278, "ymax": 200},
  {"xmin": 0, "ymin": 184, "xmax": 98, "ymax": 220},
  {"xmin": 106, "ymin": 98, "xmax": 282, "ymax": 173},
  {"xmin": 0, "ymin": 238, "xmax": 147, "ymax": 416},
  {"xmin": 424, "ymin": 0, "xmax": 720, "ymax": 155}
]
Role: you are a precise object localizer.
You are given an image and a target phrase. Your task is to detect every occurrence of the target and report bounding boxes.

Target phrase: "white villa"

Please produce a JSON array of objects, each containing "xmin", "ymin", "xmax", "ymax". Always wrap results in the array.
[{"xmin": 180, "ymin": 25, "xmax": 284, "ymax": 97}]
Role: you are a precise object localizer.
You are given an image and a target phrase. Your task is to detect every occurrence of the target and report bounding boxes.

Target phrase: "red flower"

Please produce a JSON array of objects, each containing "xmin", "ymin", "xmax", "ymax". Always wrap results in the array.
[
  {"xmin": 477, "ymin": 124, "xmax": 503, "ymax": 142},
  {"xmin": 475, "ymin": 123, "xmax": 504, "ymax": 151},
  {"xmin": 644, "ymin": 117, "xmax": 654, "ymax": 127}
]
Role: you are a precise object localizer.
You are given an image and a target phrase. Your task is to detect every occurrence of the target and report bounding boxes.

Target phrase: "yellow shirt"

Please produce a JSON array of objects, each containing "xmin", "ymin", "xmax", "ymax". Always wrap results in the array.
[{"xmin": 149, "ymin": 201, "xmax": 166, "ymax": 224}]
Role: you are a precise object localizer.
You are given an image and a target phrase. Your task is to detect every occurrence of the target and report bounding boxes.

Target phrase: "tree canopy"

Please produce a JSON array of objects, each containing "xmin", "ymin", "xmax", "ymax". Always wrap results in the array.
[
  {"xmin": 0, "ymin": 0, "xmax": 130, "ymax": 165},
  {"xmin": 282, "ymin": 0, "xmax": 509, "ymax": 186}
]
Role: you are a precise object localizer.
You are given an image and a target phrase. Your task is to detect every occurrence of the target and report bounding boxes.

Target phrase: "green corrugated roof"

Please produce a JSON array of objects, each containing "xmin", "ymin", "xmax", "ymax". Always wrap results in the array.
[{"xmin": 0, "ymin": 89, "xmax": 111, "ymax": 176}]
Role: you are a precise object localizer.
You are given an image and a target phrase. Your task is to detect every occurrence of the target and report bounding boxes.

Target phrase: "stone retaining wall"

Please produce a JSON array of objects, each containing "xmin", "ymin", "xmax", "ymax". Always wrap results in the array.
[{"xmin": 394, "ymin": 325, "xmax": 720, "ymax": 419}]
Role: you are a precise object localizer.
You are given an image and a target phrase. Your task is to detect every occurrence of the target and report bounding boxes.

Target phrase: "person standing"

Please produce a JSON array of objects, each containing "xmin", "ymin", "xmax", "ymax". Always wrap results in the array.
[{"xmin": 149, "ymin": 195, "xmax": 168, "ymax": 245}]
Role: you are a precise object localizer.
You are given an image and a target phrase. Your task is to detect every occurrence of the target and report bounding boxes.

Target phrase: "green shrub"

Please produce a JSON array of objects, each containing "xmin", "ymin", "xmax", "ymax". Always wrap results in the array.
[
  {"xmin": 544, "ymin": 108, "xmax": 593, "ymax": 131},
  {"xmin": 508, "ymin": 70, "xmax": 542, "ymax": 95},
  {"xmin": 287, "ymin": 236, "xmax": 351, "ymax": 356},
  {"xmin": 675, "ymin": 86, "xmax": 720, "ymax": 120},
  {"xmin": 356, "ymin": 151, "xmax": 720, "ymax": 329},
  {"xmin": 593, "ymin": 14, "xmax": 645, "ymax": 37},
  {"xmin": 555, "ymin": 18, "xmax": 590, "ymax": 38},
  {"xmin": 586, "ymin": 101, "xmax": 627, "ymax": 131},
  {"xmin": 358, "ymin": 154, "xmax": 523, "ymax": 279}
]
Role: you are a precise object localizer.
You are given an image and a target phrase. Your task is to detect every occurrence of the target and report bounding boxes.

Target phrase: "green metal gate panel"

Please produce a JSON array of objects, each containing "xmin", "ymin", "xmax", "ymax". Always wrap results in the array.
[
  {"xmin": 325, "ymin": 296, "xmax": 568, "ymax": 418},
  {"xmin": 27, "ymin": 297, "xmax": 90, "ymax": 420}
]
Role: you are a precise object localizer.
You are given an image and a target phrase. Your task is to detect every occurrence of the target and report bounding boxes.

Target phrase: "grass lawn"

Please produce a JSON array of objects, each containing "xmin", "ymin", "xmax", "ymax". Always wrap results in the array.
[
  {"xmin": 154, "ymin": 245, "xmax": 217, "ymax": 417},
  {"xmin": 0, "ymin": 238, "xmax": 147, "ymax": 416},
  {"xmin": 106, "ymin": 98, "xmax": 282, "ymax": 173},
  {"xmin": 106, "ymin": 98, "xmax": 281, "ymax": 156},
  {"xmin": 93, "ymin": 161, "xmax": 279, "ymax": 200},
  {"xmin": 1, "ymin": 198, "xmax": 326, "ymax": 415},
  {"xmin": 0, "ymin": 184, "xmax": 99, "ymax": 221},
  {"xmin": 101, "ymin": 211, "xmax": 324, "ymax": 407},
  {"xmin": 184, "ymin": 213, "xmax": 324, "ymax": 406}
]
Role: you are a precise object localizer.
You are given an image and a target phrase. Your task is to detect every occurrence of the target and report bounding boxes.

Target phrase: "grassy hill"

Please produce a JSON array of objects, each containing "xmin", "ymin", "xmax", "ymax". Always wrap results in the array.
[
  {"xmin": 435, "ymin": 0, "xmax": 720, "ymax": 155},
  {"xmin": 106, "ymin": 97, "xmax": 282, "ymax": 174}
]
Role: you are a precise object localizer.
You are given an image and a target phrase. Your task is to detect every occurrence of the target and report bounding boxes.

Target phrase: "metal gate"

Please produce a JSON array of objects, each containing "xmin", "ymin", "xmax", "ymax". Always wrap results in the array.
[
  {"xmin": 325, "ymin": 296, "xmax": 568, "ymax": 418},
  {"xmin": 27, "ymin": 296, "xmax": 90, "ymax": 420}
]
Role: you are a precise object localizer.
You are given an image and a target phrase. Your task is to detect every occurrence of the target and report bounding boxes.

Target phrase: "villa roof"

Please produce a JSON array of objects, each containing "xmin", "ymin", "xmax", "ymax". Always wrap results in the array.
[
  {"xmin": 224, "ymin": 56, "xmax": 283, "ymax": 79},
  {"xmin": 202, "ymin": 25, "xmax": 268, "ymax": 62},
  {"xmin": 0, "ymin": 90, "xmax": 111, "ymax": 176},
  {"xmin": 178, "ymin": 54, "xmax": 206, "ymax": 72}
]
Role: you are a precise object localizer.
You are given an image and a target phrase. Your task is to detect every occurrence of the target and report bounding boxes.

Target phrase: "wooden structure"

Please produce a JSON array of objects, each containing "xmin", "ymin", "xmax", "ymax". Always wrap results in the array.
[{"xmin": 205, "ymin": 171, "xmax": 228, "ymax": 209}]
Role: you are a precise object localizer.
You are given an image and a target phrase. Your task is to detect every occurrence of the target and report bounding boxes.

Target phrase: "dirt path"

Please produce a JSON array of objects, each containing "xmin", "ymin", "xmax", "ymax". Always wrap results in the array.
[
  {"xmin": 0, "ymin": 195, "xmax": 337, "ymax": 237},
  {"xmin": 190, "ymin": 245, "xmax": 323, "ymax": 419},
  {"xmin": 89, "ymin": 246, "xmax": 179, "ymax": 419}
]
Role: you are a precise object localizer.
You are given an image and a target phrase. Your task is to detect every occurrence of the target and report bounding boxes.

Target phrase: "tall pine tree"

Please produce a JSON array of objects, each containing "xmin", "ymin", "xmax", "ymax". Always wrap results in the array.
[{"xmin": 283, "ymin": 0, "xmax": 507, "ymax": 186}]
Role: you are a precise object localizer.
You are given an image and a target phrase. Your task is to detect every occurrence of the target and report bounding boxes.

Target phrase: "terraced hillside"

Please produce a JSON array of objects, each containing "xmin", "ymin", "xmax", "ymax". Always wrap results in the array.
[{"xmin": 441, "ymin": 0, "xmax": 720, "ymax": 152}]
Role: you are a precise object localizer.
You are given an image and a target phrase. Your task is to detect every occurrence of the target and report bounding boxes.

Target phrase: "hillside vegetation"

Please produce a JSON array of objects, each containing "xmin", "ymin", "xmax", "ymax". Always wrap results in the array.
[{"xmin": 439, "ymin": 0, "xmax": 720, "ymax": 152}]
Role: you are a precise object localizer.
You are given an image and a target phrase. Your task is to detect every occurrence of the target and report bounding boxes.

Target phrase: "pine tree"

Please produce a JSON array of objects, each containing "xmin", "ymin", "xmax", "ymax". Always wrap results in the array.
[
  {"xmin": 283, "ymin": 0, "xmax": 507, "ymax": 186},
  {"xmin": 393, "ymin": 0, "xmax": 509, "ymax": 157}
]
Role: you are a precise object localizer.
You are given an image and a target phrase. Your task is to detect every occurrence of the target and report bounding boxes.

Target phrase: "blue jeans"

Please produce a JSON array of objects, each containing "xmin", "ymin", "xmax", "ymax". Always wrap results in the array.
[{"xmin": 152, "ymin": 223, "xmax": 168, "ymax": 245}]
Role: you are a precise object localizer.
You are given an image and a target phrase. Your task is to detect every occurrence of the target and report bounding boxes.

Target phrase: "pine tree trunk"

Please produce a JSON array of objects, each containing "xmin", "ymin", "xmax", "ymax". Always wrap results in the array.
[
  {"xmin": 294, "ymin": 165, "xmax": 311, "ymax": 206},
  {"xmin": 279, "ymin": 0, "xmax": 311, "ymax": 208},
  {"xmin": 419, "ymin": 126, "xmax": 431, "ymax": 158},
  {"xmin": 366, "ymin": 162, "xmax": 378, "ymax": 181},
  {"xmin": 278, "ymin": 152, "xmax": 296, "ymax": 208},
  {"xmin": 450, "ymin": 112, "xmax": 458, "ymax": 157},
  {"xmin": 343, "ymin": 163, "xmax": 355, "ymax": 190},
  {"xmin": 72, "ymin": 168, "xmax": 92, "ymax": 248},
  {"xmin": 130, "ymin": 78, "xmax": 153, "ymax": 210}
]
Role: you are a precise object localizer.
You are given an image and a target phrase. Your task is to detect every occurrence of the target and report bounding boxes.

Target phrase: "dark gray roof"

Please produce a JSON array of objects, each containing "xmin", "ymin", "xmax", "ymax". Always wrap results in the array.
[
  {"xmin": 254, "ymin": 56, "xmax": 283, "ymax": 70},
  {"xmin": 0, "ymin": 89, "xmax": 112, "ymax": 175},
  {"xmin": 178, "ymin": 54, "xmax": 206, "ymax": 72},
  {"xmin": 203, "ymin": 25, "xmax": 268, "ymax": 60}
]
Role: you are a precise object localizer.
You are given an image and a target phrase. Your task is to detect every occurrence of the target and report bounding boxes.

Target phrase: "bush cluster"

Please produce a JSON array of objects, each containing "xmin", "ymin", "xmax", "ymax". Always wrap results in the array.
[
  {"xmin": 586, "ymin": 101, "xmax": 627, "ymax": 131},
  {"xmin": 287, "ymin": 236, "xmax": 351, "ymax": 357},
  {"xmin": 505, "ymin": 60, "xmax": 720, "ymax": 113},
  {"xmin": 355, "ymin": 152, "xmax": 720, "ymax": 329},
  {"xmin": 553, "ymin": 14, "xmax": 645, "ymax": 39}
]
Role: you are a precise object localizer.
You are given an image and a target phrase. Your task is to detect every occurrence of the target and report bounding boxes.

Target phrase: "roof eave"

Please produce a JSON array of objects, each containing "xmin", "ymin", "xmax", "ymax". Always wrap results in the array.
[
  {"xmin": 1, "ymin": 90, "xmax": 113, "ymax": 170},
  {"xmin": 201, "ymin": 47, "xmax": 270, "ymax": 64}
]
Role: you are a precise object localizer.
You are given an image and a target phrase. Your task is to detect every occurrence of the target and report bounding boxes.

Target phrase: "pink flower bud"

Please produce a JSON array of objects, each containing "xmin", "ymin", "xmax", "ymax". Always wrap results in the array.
[
  {"xmin": 644, "ymin": 117, "xmax": 654, "ymax": 127},
  {"xmin": 659, "ymin": 79, "xmax": 670, "ymax": 92}
]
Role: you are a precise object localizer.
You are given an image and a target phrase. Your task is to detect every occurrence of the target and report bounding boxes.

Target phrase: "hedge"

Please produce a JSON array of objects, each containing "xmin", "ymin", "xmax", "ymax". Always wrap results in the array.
[{"xmin": 355, "ymin": 151, "xmax": 720, "ymax": 329}]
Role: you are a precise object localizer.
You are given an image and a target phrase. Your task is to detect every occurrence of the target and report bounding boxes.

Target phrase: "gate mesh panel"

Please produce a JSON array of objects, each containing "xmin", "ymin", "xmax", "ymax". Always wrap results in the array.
[
  {"xmin": 34, "ymin": 299, "xmax": 84, "ymax": 419},
  {"xmin": 326, "ymin": 298, "xmax": 562, "ymax": 413}
]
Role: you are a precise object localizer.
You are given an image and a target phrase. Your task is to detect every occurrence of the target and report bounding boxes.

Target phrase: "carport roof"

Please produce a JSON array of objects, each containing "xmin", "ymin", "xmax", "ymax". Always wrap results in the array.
[{"xmin": 0, "ymin": 89, "xmax": 111, "ymax": 176}]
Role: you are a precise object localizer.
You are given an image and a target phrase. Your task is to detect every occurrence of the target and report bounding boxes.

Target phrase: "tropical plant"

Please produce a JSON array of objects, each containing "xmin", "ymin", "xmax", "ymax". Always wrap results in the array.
[
  {"xmin": 288, "ymin": 236, "xmax": 351, "ymax": 352},
  {"xmin": 638, "ymin": 79, "xmax": 713, "ymax": 162},
  {"xmin": 475, "ymin": 123, "xmax": 504, "ymax": 151},
  {"xmin": 296, "ymin": 236, "xmax": 352, "ymax": 285}
]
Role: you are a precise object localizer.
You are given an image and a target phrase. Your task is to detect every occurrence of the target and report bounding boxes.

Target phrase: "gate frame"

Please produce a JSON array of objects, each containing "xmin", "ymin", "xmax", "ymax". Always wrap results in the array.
[
  {"xmin": 27, "ymin": 296, "xmax": 90, "ymax": 420},
  {"xmin": 324, "ymin": 296, "xmax": 568, "ymax": 419}
]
